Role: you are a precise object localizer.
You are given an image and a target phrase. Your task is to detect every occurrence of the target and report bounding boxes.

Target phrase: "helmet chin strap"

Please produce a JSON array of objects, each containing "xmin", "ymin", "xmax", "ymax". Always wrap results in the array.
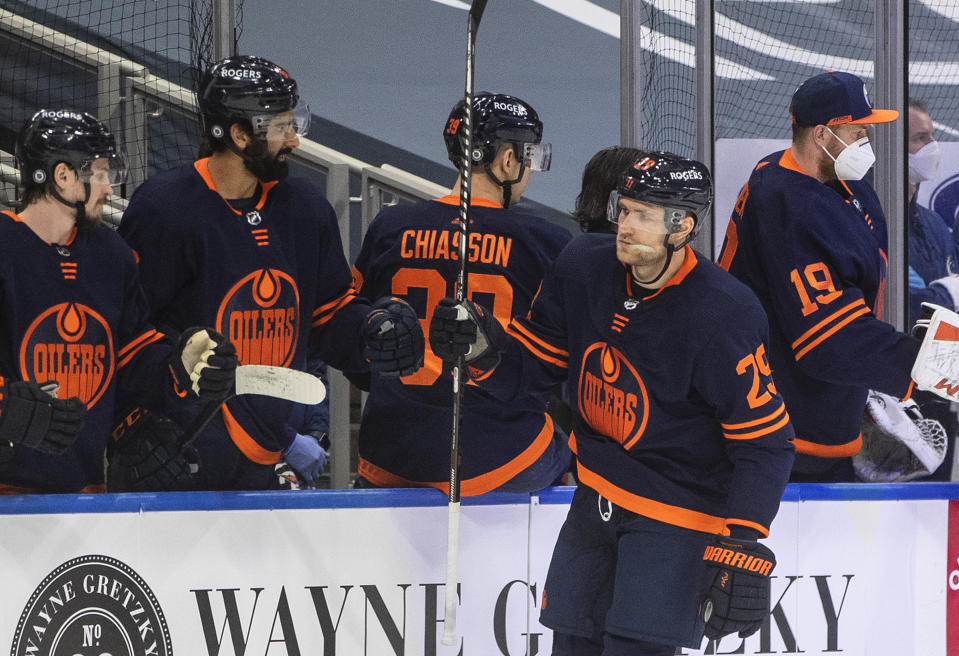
[
  {"xmin": 484, "ymin": 158, "xmax": 527, "ymax": 208},
  {"xmin": 632, "ymin": 236, "xmax": 676, "ymax": 286},
  {"xmin": 49, "ymin": 180, "xmax": 89, "ymax": 224}
]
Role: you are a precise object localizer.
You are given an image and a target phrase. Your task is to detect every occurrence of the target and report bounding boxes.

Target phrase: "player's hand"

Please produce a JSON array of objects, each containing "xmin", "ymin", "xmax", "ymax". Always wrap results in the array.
[
  {"xmin": 362, "ymin": 297, "xmax": 424, "ymax": 377},
  {"xmin": 702, "ymin": 535, "xmax": 775, "ymax": 640},
  {"xmin": 0, "ymin": 377, "xmax": 85, "ymax": 455},
  {"xmin": 107, "ymin": 408, "xmax": 198, "ymax": 492},
  {"xmin": 428, "ymin": 298, "xmax": 504, "ymax": 373},
  {"xmin": 283, "ymin": 431, "xmax": 328, "ymax": 487},
  {"xmin": 172, "ymin": 328, "xmax": 238, "ymax": 400}
]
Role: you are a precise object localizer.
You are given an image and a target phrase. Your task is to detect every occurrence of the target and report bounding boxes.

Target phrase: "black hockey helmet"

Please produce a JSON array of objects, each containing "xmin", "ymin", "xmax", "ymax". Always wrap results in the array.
[
  {"xmin": 16, "ymin": 109, "xmax": 126, "ymax": 187},
  {"xmin": 608, "ymin": 152, "xmax": 713, "ymax": 239},
  {"xmin": 443, "ymin": 92, "xmax": 549, "ymax": 171},
  {"xmin": 197, "ymin": 55, "xmax": 308, "ymax": 141}
]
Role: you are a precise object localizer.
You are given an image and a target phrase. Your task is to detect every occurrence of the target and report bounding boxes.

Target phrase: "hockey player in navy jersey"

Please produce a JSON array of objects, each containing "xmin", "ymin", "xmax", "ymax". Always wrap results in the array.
[
  {"xmin": 119, "ymin": 56, "xmax": 420, "ymax": 490},
  {"xmin": 430, "ymin": 153, "xmax": 795, "ymax": 654},
  {"xmin": 351, "ymin": 92, "xmax": 572, "ymax": 495},
  {"xmin": 0, "ymin": 110, "xmax": 236, "ymax": 493},
  {"xmin": 718, "ymin": 70, "xmax": 927, "ymax": 482}
]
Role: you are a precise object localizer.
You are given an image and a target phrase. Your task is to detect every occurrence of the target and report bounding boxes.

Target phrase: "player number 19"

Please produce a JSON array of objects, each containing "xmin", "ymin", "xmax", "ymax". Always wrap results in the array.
[{"xmin": 789, "ymin": 262, "xmax": 841, "ymax": 316}]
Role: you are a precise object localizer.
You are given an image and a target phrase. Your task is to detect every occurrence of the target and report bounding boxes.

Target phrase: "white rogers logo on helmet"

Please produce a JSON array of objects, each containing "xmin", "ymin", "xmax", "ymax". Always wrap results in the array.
[
  {"xmin": 220, "ymin": 68, "xmax": 262, "ymax": 80},
  {"xmin": 493, "ymin": 101, "xmax": 528, "ymax": 117},
  {"xmin": 39, "ymin": 110, "xmax": 84, "ymax": 121},
  {"xmin": 670, "ymin": 170, "xmax": 703, "ymax": 181}
]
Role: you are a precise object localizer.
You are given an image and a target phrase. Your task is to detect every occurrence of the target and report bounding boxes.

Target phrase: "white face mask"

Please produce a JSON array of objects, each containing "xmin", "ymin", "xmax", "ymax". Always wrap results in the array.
[
  {"xmin": 823, "ymin": 127, "xmax": 876, "ymax": 180},
  {"xmin": 909, "ymin": 140, "xmax": 940, "ymax": 184}
]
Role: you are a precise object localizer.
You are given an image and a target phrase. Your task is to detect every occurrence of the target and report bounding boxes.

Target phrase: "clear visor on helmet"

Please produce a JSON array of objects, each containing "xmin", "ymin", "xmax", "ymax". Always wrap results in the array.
[
  {"xmin": 606, "ymin": 191, "xmax": 686, "ymax": 234},
  {"xmin": 78, "ymin": 153, "xmax": 128, "ymax": 186},
  {"xmin": 521, "ymin": 142, "xmax": 551, "ymax": 171},
  {"xmin": 252, "ymin": 103, "xmax": 311, "ymax": 137}
]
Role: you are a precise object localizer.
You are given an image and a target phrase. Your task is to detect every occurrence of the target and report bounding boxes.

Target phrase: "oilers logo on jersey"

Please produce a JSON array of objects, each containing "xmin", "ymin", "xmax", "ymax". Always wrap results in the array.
[
  {"xmin": 216, "ymin": 268, "xmax": 299, "ymax": 366},
  {"xmin": 20, "ymin": 302, "xmax": 114, "ymax": 409},
  {"xmin": 578, "ymin": 343, "xmax": 648, "ymax": 449}
]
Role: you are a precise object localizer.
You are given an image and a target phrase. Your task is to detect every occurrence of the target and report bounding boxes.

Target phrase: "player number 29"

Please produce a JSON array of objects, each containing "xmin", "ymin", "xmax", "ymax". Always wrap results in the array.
[{"xmin": 736, "ymin": 344, "xmax": 777, "ymax": 409}]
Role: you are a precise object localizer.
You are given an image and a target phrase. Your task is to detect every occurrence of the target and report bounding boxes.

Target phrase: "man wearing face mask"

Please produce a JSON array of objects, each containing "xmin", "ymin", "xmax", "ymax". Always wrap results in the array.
[
  {"xmin": 718, "ymin": 70, "xmax": 924, "ymax": 482},
  {"xmin": 119, "ymin": 56, "xmax": 424, "ymax": 489},
  {"xmin": 904, "ymin": 99, "xmax": 959, "ymax": 325}
]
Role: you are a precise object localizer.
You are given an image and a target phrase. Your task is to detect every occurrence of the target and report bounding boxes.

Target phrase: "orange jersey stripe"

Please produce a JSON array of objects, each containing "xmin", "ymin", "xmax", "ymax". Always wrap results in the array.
[
  {"xmin": 722, "ymin": 403, "xmax": 786, "ymax": 430},
  {"xmin": 577, "ymin": 462, "xmax": 727, "ymax": 534},
  {"xmin": 358, "ymin": 415, "xmax": 556, "ymax": 496},
  {"xmin": 312, "ymin": 289, "xmax": 358, "ymax": 326},
  {"xmin": 507, "ymin": 325, "xmax": 569, "ymax": 369},
  {"xmin": 724, "ymin": 517, "xmax": 770, "ymax": 538},
  {"xmin": 118, "ymin": 329, "xmax": 161, "ymax": 359},
  {"xmin": 118, "ymin": 331, "xmax": 165, "ymax": 368},
  {"xmin": 794, "ymin": 306, "xmax": 870, "ymax": 361},
  {"xmin": 792, "ymin": 434, "xmax": 862, "ymax": 458},
  {"xmin": 221, "ymin": 405, "xmax": 283, "ymax": 465},
  {"xmin": 724, "ymin": 410, "xmax": 791, "ymax": 440},
  {"xmin": 791, "ymin": 299, "xmax": 867, "ymax": 351}
]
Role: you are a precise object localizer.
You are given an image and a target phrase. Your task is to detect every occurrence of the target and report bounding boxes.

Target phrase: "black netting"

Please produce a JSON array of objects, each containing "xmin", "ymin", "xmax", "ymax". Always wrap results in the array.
[
  {"xmin": 0, "ymin": 0, "xmax": 242, "ymax": 198},
  {"xmin": 909, "ymin": 1, "xmax": 959, "ymax": 143},
  {"xmin": 715, "ymin": 0, "xmax": 875, "ymax": 140},
  {"xmin": 637, "ymin": 2, "xmax": 697, "ymax": 156}
]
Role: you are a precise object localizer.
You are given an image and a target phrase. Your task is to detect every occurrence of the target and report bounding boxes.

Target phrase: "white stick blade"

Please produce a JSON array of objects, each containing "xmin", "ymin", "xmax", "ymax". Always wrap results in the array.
[{"xmin": 234, "ymin": 365, "xmax": 326, "ymax": 404}]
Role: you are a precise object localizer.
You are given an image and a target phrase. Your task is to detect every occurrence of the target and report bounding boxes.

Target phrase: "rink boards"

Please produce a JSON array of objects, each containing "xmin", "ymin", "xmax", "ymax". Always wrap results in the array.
[{"xmin": 0, "ymin": 483, "xmax": 956, "ymax": 655}]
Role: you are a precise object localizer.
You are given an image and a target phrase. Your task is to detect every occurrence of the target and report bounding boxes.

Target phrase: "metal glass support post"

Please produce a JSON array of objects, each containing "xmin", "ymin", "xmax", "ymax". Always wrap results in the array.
[
  {"xmin": 620, "ymin": 0, "xmax": 643, "ymax": 147},
  {"xmin": 326, "ymin": 162, "xmax": 353, "ymax": 490},
  {"xmin": 873, "ymin": 1, "xmax": 908, "ymax": 331},
  {"xmin": 212, "ymin": 0, "xmax": 237, "ymax": 60},
  {"xmin": 694, "ymin": 0, "xmax": 715, "ymax": 256}
]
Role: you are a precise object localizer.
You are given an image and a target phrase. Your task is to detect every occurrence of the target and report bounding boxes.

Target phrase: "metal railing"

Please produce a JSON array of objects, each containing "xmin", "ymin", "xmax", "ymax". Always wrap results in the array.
[{"xmin": 1, "ymin": 6, "xmax": 449, "ymax": 489}]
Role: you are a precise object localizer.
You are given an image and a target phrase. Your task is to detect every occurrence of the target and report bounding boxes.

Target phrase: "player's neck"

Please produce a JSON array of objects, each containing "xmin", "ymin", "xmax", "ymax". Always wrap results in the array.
[
  {"xmin": 631, "ymin": 247, "xmax": 686, "ymax": 290},
  {"xmin": 18, "ymin": 197, "xmax": 76, "ymax": 245},
  {"xmin": 207, "ymin": 150, "xmax": 259, "ymax": 200},
  {"xmin": 451, "ymin": 174, "xmax": 506, "ymax": 207},
  {"xmin": 791, "ymin": 141, "xmax": 829, "ymax": 183}
]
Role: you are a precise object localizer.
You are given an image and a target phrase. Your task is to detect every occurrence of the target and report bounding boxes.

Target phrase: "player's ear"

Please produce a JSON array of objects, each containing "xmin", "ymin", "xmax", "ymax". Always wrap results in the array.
[
  {"xmin": 669, "ymin": 215, "xmax": 695, "ymax": 245},
  {"xmin": 229, "ymin": 122, "xmax": 251, "ymax": 150},
  {"xmin": 492, "ymin": 143, "xmax": 517, "ymax": 176},
  {"xmin": 52, "ymin": 161, "xmax": 74, "ymax": 189}
]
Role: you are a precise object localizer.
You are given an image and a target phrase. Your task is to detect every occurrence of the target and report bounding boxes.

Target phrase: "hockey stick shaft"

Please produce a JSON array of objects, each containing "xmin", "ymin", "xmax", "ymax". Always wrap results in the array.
[{"xmin": 443, "ymin": 0, "xmax": 488, "ymax": 646}]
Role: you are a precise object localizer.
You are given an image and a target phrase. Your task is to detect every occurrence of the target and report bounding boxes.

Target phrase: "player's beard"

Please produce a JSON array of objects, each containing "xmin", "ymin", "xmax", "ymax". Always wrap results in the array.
[
  {"xmin": 243, "ymin": 139, "xmax": 291, "ymax": 182},
  {"xmin": 617, "ymin": 239, "xmax": 667, "ymax": 271}
]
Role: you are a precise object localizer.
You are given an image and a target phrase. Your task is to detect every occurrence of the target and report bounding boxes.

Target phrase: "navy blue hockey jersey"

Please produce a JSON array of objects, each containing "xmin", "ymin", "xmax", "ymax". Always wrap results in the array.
[
  {"xmin": 353, "ymin": 195, "xmax": 571, "ymax": 494},
  {"xmin": 0, "ymin": 212, "xmax": 169, "ymax": 492},
  {"xmin": 483, "ymin": 237, "xmax": 794, "ymax": 535},
  {"xmin": 120, "ymin": 159, "xmax": 369, "ymax": 470},
  {"xmin": 718, "ymin": 149, "xmax": 919, "ymax": 466}
]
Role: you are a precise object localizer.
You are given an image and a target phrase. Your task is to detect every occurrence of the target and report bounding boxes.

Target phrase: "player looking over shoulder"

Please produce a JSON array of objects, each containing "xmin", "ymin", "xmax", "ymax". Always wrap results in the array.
[
  {"xmin": 119, "ymin": 55, "xmax": 421, "ymax": 490},
  {"xmin": 717, "ymin": 71, "xmax": 942, "ymax": 483},
  {"xmin": 0, "ymin": 109, "xmax": 236, "ymax": 493},
  {"xmin": 429, "ymin": 152, "xmax": 795, "ymax": 654},
  {"xmin": 351, "ymin": 92, "xmax": 573, "ymax": 495}
]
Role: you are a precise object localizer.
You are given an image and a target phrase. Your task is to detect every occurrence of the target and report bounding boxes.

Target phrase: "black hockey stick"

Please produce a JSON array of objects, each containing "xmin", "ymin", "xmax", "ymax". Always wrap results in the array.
[{"xmin": 443, "ymin": 0, "xmax": 489, "ymax": 646}]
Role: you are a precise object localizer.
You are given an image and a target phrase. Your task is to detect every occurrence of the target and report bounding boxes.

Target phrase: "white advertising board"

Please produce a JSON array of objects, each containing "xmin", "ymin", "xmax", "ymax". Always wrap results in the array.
[{"xmin": 0, "ymin": 487, "xmax": 955, "ymax": 655}]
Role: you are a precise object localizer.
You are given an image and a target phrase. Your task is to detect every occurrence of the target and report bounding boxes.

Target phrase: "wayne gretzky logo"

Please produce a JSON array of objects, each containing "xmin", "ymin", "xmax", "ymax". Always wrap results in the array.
[{"xmin": 10, "ymin": 555, "xmax": 172, "ymax": 656}]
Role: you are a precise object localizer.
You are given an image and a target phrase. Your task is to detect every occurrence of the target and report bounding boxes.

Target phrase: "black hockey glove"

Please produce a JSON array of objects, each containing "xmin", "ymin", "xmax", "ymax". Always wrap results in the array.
[
  {"xmin": 0, "ymin": 377, "xmax": 85, "ymax": 455},
  {"xmin": 702, "ymin": 535, "xmax": 775, "ymax": 640},
  {"xmin": 107, "ymin": 408, "xmax": 198, "ymax": 492},
  {"xmin": 171, "ymin": 328, "xmax": 238, "ymax": 401},
  {"xmin": 428, "ymin": 298, "xmax": 505, "ymax": 374},
  {"xmin": 362, "ymin": 297, "xmax": 424, "ymax": 377}
]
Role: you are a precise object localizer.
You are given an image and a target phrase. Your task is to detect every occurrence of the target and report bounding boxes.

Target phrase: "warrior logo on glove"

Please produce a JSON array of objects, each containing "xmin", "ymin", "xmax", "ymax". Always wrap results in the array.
[{"xmin": 701, "ymin": 535, "xmax": 776, "ymax": 640}]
